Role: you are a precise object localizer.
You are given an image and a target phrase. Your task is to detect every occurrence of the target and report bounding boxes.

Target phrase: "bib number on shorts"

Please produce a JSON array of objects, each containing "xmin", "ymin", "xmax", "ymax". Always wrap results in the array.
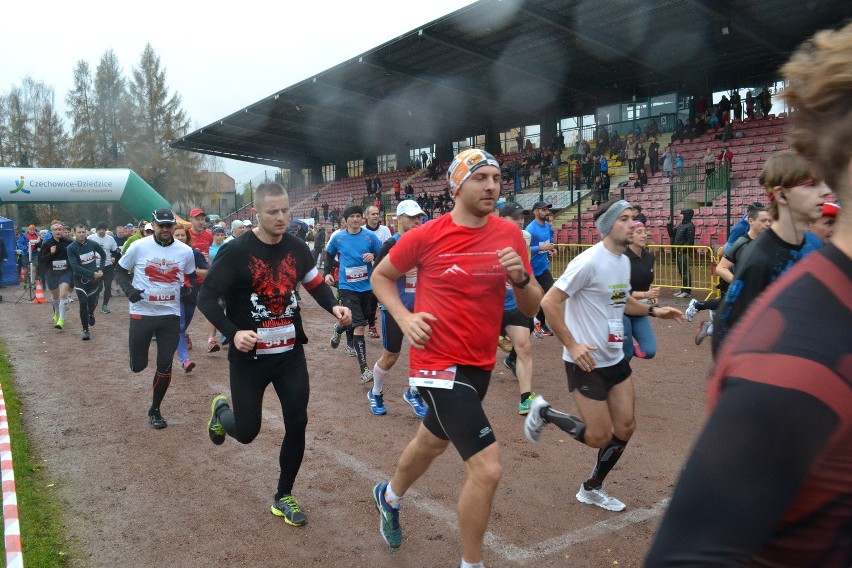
[
  {"xmin": 409, "ymin": 365, "xmax": 457, "ymax": 389},
  {"xmin": 256, "ymin": 324, "xmax": 296, "ymax": 355}
]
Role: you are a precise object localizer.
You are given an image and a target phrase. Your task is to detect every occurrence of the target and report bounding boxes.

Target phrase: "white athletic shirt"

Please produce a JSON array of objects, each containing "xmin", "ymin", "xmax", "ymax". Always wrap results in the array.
[
  {"xmin": 88, "ymin": 234, "xmax": 118, "ymax": 266},
  {"xmin": 365, "ymin": 223, "xmax": 392, "ymax": 244},
  {"xmin": 118, "ymin": 236, "xmax": 196, "ymax": 317},
  {"xmin": 553, "ymin": 241, "xmax": 631, "ymax": 367}
]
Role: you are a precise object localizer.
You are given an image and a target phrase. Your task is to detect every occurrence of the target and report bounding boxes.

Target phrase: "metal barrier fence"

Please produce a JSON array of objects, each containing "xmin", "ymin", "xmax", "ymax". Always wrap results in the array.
[{"xmin": 551, "ymin": 243, "xmax": 721, "ymax": 299}]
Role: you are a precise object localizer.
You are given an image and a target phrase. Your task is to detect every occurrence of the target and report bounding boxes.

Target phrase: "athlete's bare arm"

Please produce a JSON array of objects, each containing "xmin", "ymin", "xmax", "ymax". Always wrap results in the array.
[
  {"xmin": 371, "ymin": 255, "xmax": 436, "ymax": 349},
  {"xmin": 497, "ymin": 246, "xmax": 543, "ymax": 318}
]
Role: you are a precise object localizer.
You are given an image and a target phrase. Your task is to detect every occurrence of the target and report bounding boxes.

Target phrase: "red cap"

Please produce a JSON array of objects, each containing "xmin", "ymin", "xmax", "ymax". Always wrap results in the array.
[
  {"xmin": 822, "ymin": 202, "xmax": 840, "ymax": 218},
  {"xmin": 189, "ymin": 208, "xmax": 206, "ymax": 218}
]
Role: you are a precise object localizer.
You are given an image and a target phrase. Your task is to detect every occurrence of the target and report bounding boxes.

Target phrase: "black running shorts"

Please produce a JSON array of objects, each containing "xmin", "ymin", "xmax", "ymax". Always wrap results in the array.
[
  {"xmin": 419, "ymin": 366, "xmax": 495, "ymax": 461},
  {"xmin": 501, "ymin": 308, "xmax": 531, "ymax": 331},
  {"xmin": 339, "ymin": 289, "xmax": 371, "ymax": 328},
  {"xmin": 381, "ymin": 310, "xmax": 404, "ymax": 354},
  {"xmin": 564, "ymin": 358, "xmax": 632, "ymax": 401}
]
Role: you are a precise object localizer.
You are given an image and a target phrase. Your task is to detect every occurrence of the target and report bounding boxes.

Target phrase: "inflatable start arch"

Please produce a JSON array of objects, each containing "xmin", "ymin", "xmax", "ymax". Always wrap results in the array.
[{"xmin": 0, "ymin": 168, "xmax": 170, "ymax": 221}]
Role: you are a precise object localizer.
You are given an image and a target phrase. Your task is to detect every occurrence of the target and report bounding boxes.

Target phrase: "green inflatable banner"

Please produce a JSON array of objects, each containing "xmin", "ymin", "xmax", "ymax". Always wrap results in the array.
[{"xmin": 0, "ymin": 168, "xmax": 170, "ymax": 221}]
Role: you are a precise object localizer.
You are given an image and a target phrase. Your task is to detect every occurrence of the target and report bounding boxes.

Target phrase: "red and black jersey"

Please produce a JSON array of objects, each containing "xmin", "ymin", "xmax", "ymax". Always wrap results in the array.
[{"xmin": 646, "ymin": 244, "xmax": 852, "ymax": 567}]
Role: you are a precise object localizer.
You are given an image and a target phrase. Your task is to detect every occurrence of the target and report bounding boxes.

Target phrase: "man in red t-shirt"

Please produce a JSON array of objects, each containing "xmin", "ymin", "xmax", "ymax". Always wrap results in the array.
[
  {"xmin": 370, "ymin": 149, "xmax": 542, "ymax": 567},
  {"xmin": 188, "ymin": 208, "xmax": 213, "ymax": 259}
]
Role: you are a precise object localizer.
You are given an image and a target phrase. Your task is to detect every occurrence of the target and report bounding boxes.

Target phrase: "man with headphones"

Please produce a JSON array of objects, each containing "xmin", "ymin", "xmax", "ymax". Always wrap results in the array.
[{"xmin": 711, "ymin": 149, "xmax": 831, "ymax": 356}]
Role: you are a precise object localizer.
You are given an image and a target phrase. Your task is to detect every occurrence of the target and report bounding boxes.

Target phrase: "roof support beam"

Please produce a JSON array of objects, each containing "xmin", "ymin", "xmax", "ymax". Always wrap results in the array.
[{"xmin": 682, "ymin": 0, "xmax": 790, "ymax": 54}]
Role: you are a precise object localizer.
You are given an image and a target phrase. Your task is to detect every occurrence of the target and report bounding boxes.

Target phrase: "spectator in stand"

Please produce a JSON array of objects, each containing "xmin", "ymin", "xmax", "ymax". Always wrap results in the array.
[
  {"xmin": 322, "ymin": 201, "xmax": 330, "ymax": 221},
  {"xmin": 573, "ymin": 161, "xmax": 582, "ymax": 192},
  {"xmin": 648, "ymin": 137, "xmax": 660, "ymax": 175},
  {"xmin": 666, "ymin": 208, "xmax": 696, "ymax": 297},
  {"xmin": 676, "ymin": 152, "xmax": 684, "ymax": 177},
  {"xmin": 695, "ymin": 95, "xmax": 708, "ymax": 117},
  {"xmin": 760, "ymin": 86, "xmax": 772, "ymax": 117},
  {"xmin": 731, "ymin": 90, "xmax": 742, "ymax": 121},
  {"xmin": 662, "ymin": 147, "xmax": 674, "ymax": 178},
  {"xmin": 720, "ymin": 145, "xmax": 734, "ymax": 168},
  {"xmin": 365, "ymin": 176, "xmax": 373, "ymax": 195},
  {"xmin": 626, "ymin": 137, "xmax": 637, "ymax": 173},
  {"xmin": 600, "ymin": 173, "xmax": 611, "ymax": 203},
  {"xmin": 634, "ymin": 168, "xmax": 648, "ymax": 192},
  {"xmin": 719, "ymin": 94, "xmax": 731, "ymax": 124},
  {"xmin": 745, "ymin": 90, "xmax": 755, "ymax": 119},
  {"xmin": 704, "ymin": 148, "xmax": 716, "ymax": 177},
  {"xmin": 311, "ymin": 206, "xmax": 319, "ymax": 225},
  {"xmin": 673, "ymin": 119, "xmax": 686, "ymax": 143},
  {"xmin": 582, "ymin": 154, "xmax": 594, "ymax": 187},
  {"xmin": 636, "ymin": 143, "xmax": 647, "ymax": 172},
  {"xmin": 393, "ymin": 179, "xmax": 401, "ymax": 202}
]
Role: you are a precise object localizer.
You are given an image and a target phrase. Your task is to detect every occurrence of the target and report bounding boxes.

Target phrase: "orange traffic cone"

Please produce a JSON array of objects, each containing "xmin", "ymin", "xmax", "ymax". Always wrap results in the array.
[{"xmin": 34, "ymin": 280, "xmax": 47, "ymax": 304}]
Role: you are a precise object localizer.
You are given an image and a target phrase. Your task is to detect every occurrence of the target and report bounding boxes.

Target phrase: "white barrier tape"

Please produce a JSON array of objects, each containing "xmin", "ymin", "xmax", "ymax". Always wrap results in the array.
[{"xmin": 0, "ymin": 387, "xmax": 24, "ymax": 567}]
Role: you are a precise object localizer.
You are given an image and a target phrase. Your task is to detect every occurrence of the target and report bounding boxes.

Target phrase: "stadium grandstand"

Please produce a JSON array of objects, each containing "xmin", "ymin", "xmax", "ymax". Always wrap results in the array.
[{"xmin": 171, "ymin": 0, "xmax": 850, "ymax": 250}]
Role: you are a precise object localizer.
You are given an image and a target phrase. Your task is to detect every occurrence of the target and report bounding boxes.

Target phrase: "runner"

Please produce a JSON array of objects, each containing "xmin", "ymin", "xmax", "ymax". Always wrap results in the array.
[
  {"xmin": 712, "ymin": 150, "xmax": 832, "ymax": 356},
  {"xmin": 199, "ymin": 181, "xmax": 351, "ymax": 527},
  {"xmin": 88, "ymin": 222, "xmax": 120, "ymax": 314},
  {"xmin": 646, "ymin": 24, "xmax": 852, "ymax": 565},
  {"xmin": 525, "ymin": 201, "xmax": 556, "ymax": 337},
  {"xmin": 364, "ymin": 205, "xmax": 392, "ymax": 339},
  {"xmin": 38, "ymin": 222, "xmax": 73, "ymax": 330},
  {"xmin": 369, "ymin": 149, "xmax": 542, "ymax": 567},
  {"xmin": 66, "ymin": 223, "xmax": 107, "ymax": 341},
  {"xmin": 172, "ymin": 225, "xmax": 209, "ymax": 373},
  {"xmin": 367, "ymin": 199, "xmax": 428, "ymax": 417},
  {"xmin": 524, "ymin": 200, "xmax": 684, "ymax": 512},
  {"xmin": 324, "ymin": 205, "xmax": 382, "ymax": 384},
  {"xmin": 115, "ymin": 209, "xmax": 197, "ymax": 428}
]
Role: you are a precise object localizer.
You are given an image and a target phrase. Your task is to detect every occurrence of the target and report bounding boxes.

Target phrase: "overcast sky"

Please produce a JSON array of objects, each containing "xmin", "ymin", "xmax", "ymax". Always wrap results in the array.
[{"xmin": 4, "ymin": 0, "xmax": 477, "ymax": 185}]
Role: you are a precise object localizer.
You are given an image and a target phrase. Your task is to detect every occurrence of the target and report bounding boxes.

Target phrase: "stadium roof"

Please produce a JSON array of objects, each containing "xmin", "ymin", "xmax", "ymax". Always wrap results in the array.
[{"xmin": 172, "ymin": 0, "xmax": 851, "ymax": 169}]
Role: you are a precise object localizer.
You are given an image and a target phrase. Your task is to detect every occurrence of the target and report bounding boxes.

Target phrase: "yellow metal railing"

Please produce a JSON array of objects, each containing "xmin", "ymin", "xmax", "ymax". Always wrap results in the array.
[{"xmin": 551, "ymin": 244, "xmax": 721, "ymax": 299}]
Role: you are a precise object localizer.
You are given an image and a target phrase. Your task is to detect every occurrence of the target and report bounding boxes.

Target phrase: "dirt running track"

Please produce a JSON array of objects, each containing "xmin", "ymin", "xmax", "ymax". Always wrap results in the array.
[{"xmin": 1, "ymin": 290, "xmax": 712, "ymax": 567}]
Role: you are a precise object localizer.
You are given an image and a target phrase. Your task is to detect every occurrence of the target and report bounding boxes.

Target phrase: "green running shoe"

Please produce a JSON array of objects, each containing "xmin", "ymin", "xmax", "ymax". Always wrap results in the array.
[
  {"xmin": 207, "ymin": 395, "xmax": 228, "ymax": 445},
  {"xmin": 271, "ymin": 495, "xmax": 308, "ymax": 526},
  {"xmin": 518, "ymin": 392, "xmax": 536, "ymax": 415},
  {"xmin": 372, "ymin": 482, "xmax": 402, "ymax": 548}
]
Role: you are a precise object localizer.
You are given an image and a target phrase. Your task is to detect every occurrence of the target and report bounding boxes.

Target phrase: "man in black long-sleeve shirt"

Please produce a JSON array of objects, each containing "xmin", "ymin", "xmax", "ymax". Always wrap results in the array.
[
  {"xmin": 199, "ymin": 181, "xmax": 351, "ymax": 528},
  {"xmin": 666, "ymin": 208, "xmax": 695, "ymax": 297}
]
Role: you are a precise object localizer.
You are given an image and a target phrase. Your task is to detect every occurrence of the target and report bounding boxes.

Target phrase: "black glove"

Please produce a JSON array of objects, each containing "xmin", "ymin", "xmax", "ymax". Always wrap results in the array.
[
  {"xmin": 127, "ymin": 289, "xmax": 144, "ymax": 303},
  {"xmin": 180, "ymin": 285, "xmax": 197, "ymax": 302}
]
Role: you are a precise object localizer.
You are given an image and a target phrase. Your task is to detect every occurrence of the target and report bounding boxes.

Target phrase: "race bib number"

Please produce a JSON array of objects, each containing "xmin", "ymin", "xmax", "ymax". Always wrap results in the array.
[
  {"xmin": 256, "ymin": 324, "xmax": 296, "ymax": 355},
  {"xmin": 409, "ymin": 366, "xmax": 457, "ymax": 389},
  {"xmin": 345, "ymin": 265, "xmax": 368, "ymax": 282},
  {"xmin": 538, "ymin": 240, "xmax": 550, "ymax": 254},
  {"xmin": 404, "ymin": 273, "xmax": 417, "ymax": 293},
  {"xmin": 52, "ymin": 260, "xmax": 68, "ymax": 271},
  {"xmin": 607, "ymin": 318, "xmax": 624, "ymax": 349},
  {"xmin": 147, "ymin": 285, "xmax": 176, "ymax": 303}
]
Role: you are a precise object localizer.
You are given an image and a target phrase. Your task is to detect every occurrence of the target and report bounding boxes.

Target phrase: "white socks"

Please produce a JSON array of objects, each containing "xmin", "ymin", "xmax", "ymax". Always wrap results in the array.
[
  {"xmin": 372, "ymin": 363, "xmax": 389, "ymax": 396},
  {"xmin": 384, "ymin": 482, "xmax": 401, "ymax": 509},
  {"xmin": 461, "ymin": 561, "xmax": 484, "ymax": 568}
]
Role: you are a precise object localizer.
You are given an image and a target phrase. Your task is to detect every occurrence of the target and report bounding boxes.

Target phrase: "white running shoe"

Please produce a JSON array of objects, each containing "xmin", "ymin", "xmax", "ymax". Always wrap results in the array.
[
  {"xmin": 576, "ymin": 484, "xmax": 626, "ymax": 512},
  {"xmin": 685, "ymin": 299, "xmax": 699, "ymax": 322},
  {"xmin": 523, "ymin": 395, "xmax": 550, "ymax": 443},
  {"xmin": 695, "ymin": 320, "xmax": 712, "ymax": 345}
]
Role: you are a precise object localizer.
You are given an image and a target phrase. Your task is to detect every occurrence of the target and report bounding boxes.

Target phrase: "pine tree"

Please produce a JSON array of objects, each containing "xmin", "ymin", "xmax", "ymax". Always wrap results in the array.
[
  {"xmin": 126, "ymin": 44, "xmax": 201, "ymax": 203},
  {"xmin": 66, "ymin": 60, "xmax": 99, "ymax": 167},
  {"xmin": 94, "ymin": 50, "xmax": 129, "ymax": 167},
  {"xmin": 5, "ymin": 88, "xmax": 32, "ymax": 167},
  {"xmin": 33, "ymin": 100, "xmax": 69, "ymax": 168}
]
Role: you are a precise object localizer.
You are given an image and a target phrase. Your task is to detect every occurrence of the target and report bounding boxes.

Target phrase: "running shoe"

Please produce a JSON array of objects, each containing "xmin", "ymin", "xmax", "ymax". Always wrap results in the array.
[
  {"xmin": 684, "ymin": 299, "xmax": 698, "ymax": 322},
  {"xmin": 182, "ymin": 360, "xmax": 196, "ymax": 373},
  {"xmin": 368, "ymin": 326, "xmax": 380, "ymax": 339},
  {"xmin": 186, "ymin": 334, "xmax": 193, "ymax": 351},
  {"xmin": 533, "ymin": 322, "xmax": 553, "ymax": 337},
  {"xmin": 532, "ymin": 327, "xmax": 545, "ymax": 339},
  {"xmin": 523, "ymin": 395, "xmax": 550, "ymax": 443},
  {"xmin": 330, "ymin": 325, "xmax": 342, "ymax": 349},
  {"xmin": 497, "ymin": 335, "xmax": 512, "ymax": 352},
  {"xmin": 221, "ymin": 335, "xmax": 229, "ymax": 346},
  {"xmin": 345, "ymin": 346, "xmax": 357, "ymax": 357},
  {"xmin": 53, "ymin": 312, "xmax": 59, "ymax": 326},
  {"xmin": 402, "ymin": 390, "xmax": 428, "ymax": 418},
  {"xmin": 88, "ymin": 313, "xmax": 96, "ymax": 326},
  {"xmin": 576, "ymin": 484, "xmax": 626, "ymax": 512},
  {"xmin": 502, "ymin": 356, "xmax": 517, "ymax": 378},
  {"xmin": 207, "ymin": 395, "xmax": 228, "ymax": 445},
  {"xmin": 360, "ymin": 368, "xmax": 374, "ymax": 384},
  {"xmin": 695, "ymin": 320, "xmax": 712, "ymax": 345},
  {"xmin": 101, "ymin": 304, "xmax": 111, "ymax": 314},
  {"xmin": 367, "ymin": 390, "xmax": 387, "ymax": 415},
  {"xmin": 372, "ymin": 482, "xmax": 402, "ymax": 548},
  {"xmin": 148, "ymin": 409, "xmax": 167, "ymax": 429},
  {"xmin": 81, "ymin": 330, "xmax": 90, "ymax": 341},
  {"xmin": 55, "ymin": 319, "xmax": 64, "ymax": 330},
  {"xmin": 270, "ymin": 495, "xmax": 308, "ymax": 527},
  {"xmin": 518, "ymin": 392, "xmax": 537, "ymax": 415},
  {"xmin": 207, "ymin": 338, "xmax": 220, "ymax": 353}
]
